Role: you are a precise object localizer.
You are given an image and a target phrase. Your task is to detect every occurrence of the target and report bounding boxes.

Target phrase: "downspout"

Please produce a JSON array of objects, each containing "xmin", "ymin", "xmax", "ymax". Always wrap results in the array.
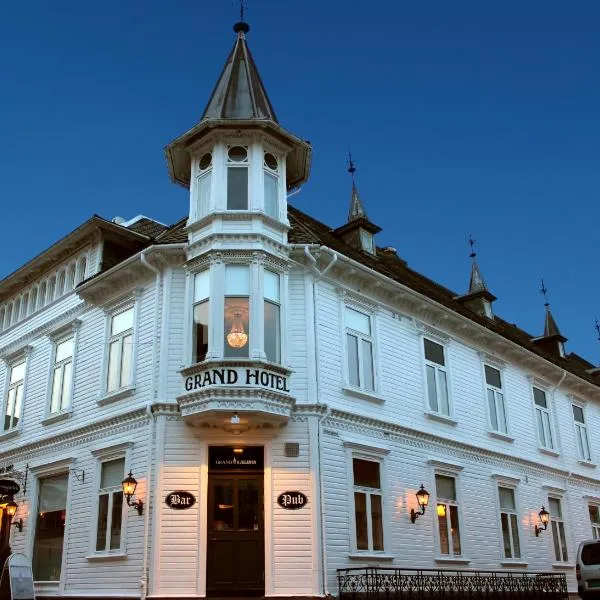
[{"xmin": 139, "ymin": 248, "xmax": 161, "ymax": 600}]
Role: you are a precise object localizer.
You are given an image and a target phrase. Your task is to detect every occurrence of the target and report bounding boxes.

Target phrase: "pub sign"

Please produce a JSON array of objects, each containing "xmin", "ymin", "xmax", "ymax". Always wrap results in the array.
[
  {"xmin": 165, "ymin": 491, "xmax": 196, "ymax": 510},
  {"xmin": 277, "ymin": 491, "xmax": 308, "ymax": 510}
]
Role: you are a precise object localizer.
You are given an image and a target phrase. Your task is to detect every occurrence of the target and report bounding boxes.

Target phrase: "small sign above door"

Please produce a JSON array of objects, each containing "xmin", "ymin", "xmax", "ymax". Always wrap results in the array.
[
  {"xmin": 209, "ymin": 447, "xmax": 264, "ymax": 471},
  {"xmin": 165, "ymin": 491, "xmax": 196, "ymax": 510},
  {"xmin": 277, "ymin": 492, "xmax": 308, "ymax": 510},
  {"xmin": 0, "ymin": 480, "xmax": 20, "ymax": 496}
]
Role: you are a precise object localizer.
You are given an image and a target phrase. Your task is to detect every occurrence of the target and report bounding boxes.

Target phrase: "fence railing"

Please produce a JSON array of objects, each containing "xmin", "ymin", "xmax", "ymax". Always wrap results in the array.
[{"xmin": 337, "ymin": 567, "xmax": 569, "ymax": 600}]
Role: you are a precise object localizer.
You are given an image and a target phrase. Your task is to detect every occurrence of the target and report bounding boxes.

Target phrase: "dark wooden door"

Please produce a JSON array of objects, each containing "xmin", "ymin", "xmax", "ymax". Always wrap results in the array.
[{"xmin": 207, "ymin": 474, "xmax": 264, "ymax": 597}]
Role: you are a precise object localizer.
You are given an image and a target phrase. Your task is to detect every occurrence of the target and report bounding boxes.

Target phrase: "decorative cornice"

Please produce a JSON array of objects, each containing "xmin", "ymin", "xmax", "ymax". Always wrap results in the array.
[
  {"xmin": 415, "ymin": 320, "xmax": 451, "ymax": 344},
  {"xmin": 186, "ymin": 249, "xmax": 291, "ymax": 273},
  {"xmin": 1, "ymin": 344, "xmax": 33, "ymax": 363},
  {"xmin": 336, "ymin": 287, "xmax": 379, "ymax": 312},
  {"xmin": 478, "ymin": 351, "xmax": 508, "ymax": 370}
]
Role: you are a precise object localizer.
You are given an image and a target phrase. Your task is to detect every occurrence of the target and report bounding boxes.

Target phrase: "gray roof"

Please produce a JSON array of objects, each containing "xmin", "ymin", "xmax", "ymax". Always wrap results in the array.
[
  {"xmin": 201, "ymin": 25, "xmax": 277, "ymax": 122},
  {"xmin": 348, "ymin": 183, "xmax": 368, "ymax": 222},
  {"xmin": 468, "ymin": 260, "xmax": 488, "ymax": 294}
]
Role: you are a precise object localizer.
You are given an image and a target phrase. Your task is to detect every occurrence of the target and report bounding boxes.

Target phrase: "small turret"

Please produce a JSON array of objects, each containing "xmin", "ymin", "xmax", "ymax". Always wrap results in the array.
[{"xmin": 532, "ymin": 279, "xmax": 567, "ymax": 358}]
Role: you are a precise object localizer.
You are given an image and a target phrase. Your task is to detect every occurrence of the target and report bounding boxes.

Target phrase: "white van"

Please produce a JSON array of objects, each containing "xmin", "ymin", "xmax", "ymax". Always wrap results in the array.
[{"xmin": 577, "ymin": 539, "xmax": 600, "ymax": 598}]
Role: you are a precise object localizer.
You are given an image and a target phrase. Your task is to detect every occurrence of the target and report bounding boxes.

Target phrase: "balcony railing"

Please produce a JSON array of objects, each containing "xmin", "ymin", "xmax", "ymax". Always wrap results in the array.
[{"xmin": 337, "ymin": 567, "xmax": 568, "ymax": 600}]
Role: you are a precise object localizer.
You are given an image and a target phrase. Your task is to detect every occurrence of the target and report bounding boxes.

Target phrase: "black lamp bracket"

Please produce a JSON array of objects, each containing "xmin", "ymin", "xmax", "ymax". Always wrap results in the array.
[
  {"xmin": 12, "ymin": 519, "xmax": 23, "ymax": 533},
  {"xmin": 69, "ymin": 468, "xmax": 85, "ymax": 483}
]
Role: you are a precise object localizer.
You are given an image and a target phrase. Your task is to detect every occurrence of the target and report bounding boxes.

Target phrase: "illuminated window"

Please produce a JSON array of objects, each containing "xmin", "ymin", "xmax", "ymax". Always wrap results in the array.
[
  {"xmin": 435, "ymin": 474, "xmax": 461, "ymax": 557},
  {"xmin": 352, "ymin": 458, "xmax": 383, "ymax": 552},
  {"xmin": 224, "ymin": 265, "xmax": 250, "ymax": 358},
  {"xmin": 264, "ymin": 270, "xmax": 281, "ymax": 363},
  {"xmin": 96, "ymin": 458, "xmax": 125, "ymax": 552}
]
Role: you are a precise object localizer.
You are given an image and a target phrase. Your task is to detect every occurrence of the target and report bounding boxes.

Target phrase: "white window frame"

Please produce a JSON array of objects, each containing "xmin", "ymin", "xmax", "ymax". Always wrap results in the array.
[
  {"xmin": 89, "ymin": 442, "xmax": 133, "ymax": 557},
  {"xmin": 2, "ymin": 347, "xmax": 32, "ymax": 434},
  {"xmin": 100, "ymin": 299, "xmax": 139, "ymax": 401},
  {"xmin": 226, "ymin": 144, "xmax": 250, "ymax": 211},
  {"xmin": 572, "ymin": 403, "xmax": 592, "ymax": 462},
  {"xmin": 496, "ymin": 484, "xmax": 522, "ymax": 561},
  {"xmin": 343, "ymin": 304, "xmax": 377, "ymax": 394},
  {"xmin": 194, "ymin": 150, "xmax": 213, "ymax": 220},
  {"xmin": 532, "ymin": 385, "xmax": 555, "ymax": 451},
  {"xmin": 262, "ymin": 150, "xmax": 281, "ymax": 220},
  {"xmin": 345, "ymin": 443, "xmax": 389, "ymax": 555},
  {"xmin": 433, "ymin": 470, "xmax": 465, "ymax": 559},
  {"xmin": 191, "ymin": 269, "xmax": 210, "ymax": 364},
  {"xmin": 422, "ymin": 336, "xmax": 452, "ymax": 418},
  {"xmin": 263, "ymin": 269, "xmax": 282, "ymax": 364},
  {"xmin": 548, "ymin": 495, "xmax": 569, "ymax": 563},
  {"xmin": 483, "ymin": 364, "xmax": 509, "ymax": 435}
]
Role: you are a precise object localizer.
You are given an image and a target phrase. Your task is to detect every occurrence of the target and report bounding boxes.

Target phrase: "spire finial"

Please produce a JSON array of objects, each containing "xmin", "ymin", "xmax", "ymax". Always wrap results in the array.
[
  {"xmin": 348, "ymin": 151, "xmax": 356, "ymax": 185},
  {"xmin": 233, "ymin": 0, "xmax": 250, "ymax": 34},
  {"xmin": 468, "ymin": 234, "xmax": 476, "ymax": 260},
  {"xmin": 540, "ymin": 278, "xmax": 549, "ymax": 308}
]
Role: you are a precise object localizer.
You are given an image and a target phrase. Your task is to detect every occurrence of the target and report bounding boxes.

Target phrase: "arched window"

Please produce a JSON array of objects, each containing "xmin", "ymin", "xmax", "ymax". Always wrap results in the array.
[
  {"xmin": 48, "ymin": 276, "xmax": 56, "ymax": 302},
  {"xmin": 75, "ymin": 257, "xmax": 87, "ymax": 284},
  {"xmin": 29, "ymin": 288, "xmax": 37, "ymax": 315},
  {"xmin": 196, "ymin": 152, "xmax": 213, "ymax": 219},
  {"xmin": 5, "ymin": 304, "xmax": 12, "ymax": 328},
  {"xmin": 0, "ymin": 308, "xmax": 5, "ymax": 332},
  {"xmin": 39, "ymin": 281, "xmax": 47, "ymax": 308},
  {"xmin": 57, "ymin": 271, "xmax": 66, "ymax": 297},
  {"xmin": 12, "ymin": 299, "xmax": 20, "ymax": 324},
  {"xmin": 67, "ymin": 263, "xmax": 76, "ymax": 291}
]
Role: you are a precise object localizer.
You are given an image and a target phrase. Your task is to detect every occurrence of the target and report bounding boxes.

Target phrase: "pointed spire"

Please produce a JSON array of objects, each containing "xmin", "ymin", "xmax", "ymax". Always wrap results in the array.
[
  {"xmin": 533, "ymin": 279, "xmax": 567, "ymax": 357},
  {"xmin": 347, "ymin": 153, "xmax": 368, "ymax": 221},
  {"xmin": 467, "ymin": 235, "xmax": 489, "ymax": 294},
  {"xmin": 201, "ymin": 17, "xmax": 278, "ymax": 122}
]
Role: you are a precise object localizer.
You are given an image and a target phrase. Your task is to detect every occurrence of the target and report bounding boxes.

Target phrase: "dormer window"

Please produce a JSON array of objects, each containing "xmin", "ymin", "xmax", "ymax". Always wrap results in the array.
[
  {"xmin": 360, "ymin": 230, "xmax": 374, "ymax": 254},
  {"xmin": 263, "ymin": 152, "xmax": 279, "ymax": 219},
  {"xmin": 227, "ymin": 146, "xmax": 249, "ymax": 210},
  {"xmin": 196, "ymin": 152, "xmax": 212, "ymax": 218}
]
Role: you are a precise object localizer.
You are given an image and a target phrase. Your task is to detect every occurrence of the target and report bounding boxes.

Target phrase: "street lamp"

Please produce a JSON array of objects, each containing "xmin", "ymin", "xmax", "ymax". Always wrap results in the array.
[
  {"xmin": 410, "ymin": 484, "xmax": 431, "ymax": 523},
  {"xmin": 535, "ymin": 506, "xmax": 550, "ymax": 536},
  {"xmin": 5, "ymin": 501, "xmax": 23, "ymax": 532},
  {"xmin": 121, "ymin": 472, "xmax": 143, "ymax": 515}
]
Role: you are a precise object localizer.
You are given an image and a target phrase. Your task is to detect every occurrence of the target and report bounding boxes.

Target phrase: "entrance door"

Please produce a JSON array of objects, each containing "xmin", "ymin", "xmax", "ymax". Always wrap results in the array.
[{"xmin": 207, "ymin": 474, "xmax": 264, "ymax": 597}]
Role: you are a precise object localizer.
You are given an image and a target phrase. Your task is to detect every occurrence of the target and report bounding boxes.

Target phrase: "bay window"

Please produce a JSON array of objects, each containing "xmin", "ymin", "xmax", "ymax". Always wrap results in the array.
[
  {"xmin": 264, "ymin": 270, "xmax": 281, "ymax": 363},
  {"xmin": 193, "ymin": 270, "xmax": 210, "ymax": 363},
  {"xmin": 227, "ymin": 146, "xmax": 249, "ymax": 210},
  {"xmin": 263, "ymin": 152, "xmax": 279, "ymax": 218},
  {"xmin": 435, "ymin": 474, "xmax": 462, "ymax": 557},
  {"xmin": 196, "ymin": 152, "xmax": 212, "ymax": 218},
  {"xmin": 4, "ymin": 360, "xmax": 25, "ymax": 431},
  {"xmin": 224, "ymin": 265, "xmax": 250, "ymax": 358},
  {"xmin": 352, "ymin": 458, "xmax": 384, "ymax": 552},
  {"xmin": 50, "ymin": 337, "xmax": 74, "ymax": 414},
  {"xmin": 107, "ymin": 307, "xmax": 134, "ymax": 393},
  {"xmin": 96, "ymin": 458, "xmax": 125, "ymax": 552},
  {"xmin": 424, "ymin": 339, "xmax": 449, "ymax": 415},
  {"xmin": 345, "ymin": 306, "xmax": 375, "ymax": 391}
]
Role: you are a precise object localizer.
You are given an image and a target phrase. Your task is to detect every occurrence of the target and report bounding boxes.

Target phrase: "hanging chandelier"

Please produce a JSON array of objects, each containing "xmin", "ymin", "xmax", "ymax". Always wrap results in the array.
[{"xmin": 227, "ymin": 312, "xmax": 248, "ymax": 348}]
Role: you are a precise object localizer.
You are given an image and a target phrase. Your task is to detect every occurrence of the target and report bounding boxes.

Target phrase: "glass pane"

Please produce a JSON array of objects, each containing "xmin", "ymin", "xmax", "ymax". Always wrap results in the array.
[
  {"xmin": 582, "ymin": 428, "xmax": 591, "ymax": 461},
  {"xmin": 371, "ymin": 494, "xmax": 383, "ymax": 551},
  {"xmin": 199, "ymin": 152, "xmax": 212, "ymax": 170},
  {"xmin": 264, "ymin": 301, "xmax": 280, "ymax": 363},
  {"xmin": 536, "ymin": 409, "xmax": 546, "ymax": 447},
  {"xmin": 353, "ymin": 459, "xmax": 380, "ymax": 489},
  {"xmin": 101, "ymin": 458, "xmax": 125, "ymax": 489},
  {"xmin": 484, "ymin": 365, "xmax": 502, "ymax": 388},
  {"xmin": 13, "ymin": 385, "xmax": 23, "ymax": 429},
  {"xmin": 227, "ymin": 167, "xmax": 248, "ymax": 210},
  {"xmin": 576, "ymin": 426, "xmax": 585, "ymax": 460},
  {"xmin": 10, "ymin": 362, "xmax": 25, "ymax": 384},
  {"xmin": 107, "ymin": 340, "xmax": 120, "ymax": 392},
  {"xmin": 533, "ymin": 387, "xmax": 547, "ymax": 408},
  {"xmin": 110, "ymin": 492, "xmax": 123, "ymax": 550},
  {"xmin": 225, "ymin": 265, "xmax": 250, "ymax": 295},
  {"xmin": 488, "ymin": 389, "xmax": 498, "ymax": 431},
  {"xmin": 496, "ymin": 392, "xmax": 507, "ymax": 433},
  {"xmin": 55, "ymin": 338, "xmax": 74, "ymax": 363},
  {"xmin": 197, "ymin": 171, "xmax": 212, "ymax": 217},
  {"xmin": 61, "ymin": 362, "xmax": 72, "ymax": 410},
  {"xmin": 193, "ymin": 300, "xmax": 210, "ymax": 363},
  {"xmin": 50, "ymin": 366, "xmax": 63, "ymax": 414},
  {"xmin": 435, "ymin": 475, "xmax": 456, "ymax": 501},
  {"xmin": 551, "ymin": 522, "xmax": 560, "ymax": 560},
  {"xmin": 354, "ymin": 492, "xmax": 368, "ymax": 550},
  {"xmin": 426, "ymin": 365, "xmax": 438, "ymax": 412},
  {"xmin": 437, "ymin": 505, "xmax": 449, "ymax": 555},
  {"xmin": 264, "ymin": 171, "xmax": 278, "ymax": 218},
  {"xmin": 549, "ymin": 498, "xmax": 562, "ymax": 518},
  {"xmin": 345, "ymin": 307, "xmax": 370, "ymax": 335},
  {"xmin": 449, "ymin": 505, "xmax": 461, "ymax": 555},
  {"xmin": 361, "ymin": 340, "xmax": 374, "ymax": 391},
  {"xmin": 224, "ymin": 297, "xmax": 249, "ymax": 358},
  {"xmin": 213, "ymin": 482, "xmax": 234, "ymax": 531},
  {"xmin": 559, "ymin": 522, "xmax": 568, "ymax": 562},
  {"xmin": 572, "ymin": 405, "xmax": 585, "ymax": 423},
  {"xmin": 424, "ymin": 339, "xmax": 445, "ymax": 366},
  {"xmin": 96, "ymin": 494, "xmax": 108, "ymax": 551},
  {"xmin": 111, "ymin": 307, "xmax": 134, "ymax": 336},
  {"xmin": 499, "ymin": 487, "xmax": 516, "ymax": 510},
  {"xmin": 194, "ymin": 270, "xmax": 210, "ymax": 302},
  {"xmin": 120, "ymin": 334, "xmax": 133, "ymax": 388},
  {"xmin": 582, "ymin": 543, "xmax": 600, "ymax": 565},
  {"xmin": 228, "ymin": 146, "xmax": 247, "ymax": 162},
  {"xmin": 590, "ymin": 505, "xmax": 600, "ymax": 525},
  {"xmin": 264, "ymin": 152, "xmax": 278, "ymax": 170},
  {"xmin": 238, "ymin": 480, "xmax": 260, "ymax": 531},
  {"xmin": 4, "ymin": 388, "xmax": 15, "ymax": 430},
  {"xmin": 347, "ymin": 334, "xmax": 359, "ymax": 387},
  {"xmin": 501, "ymin": 513, "xmax": 512, "ymax": 558},
  {"xmin": 360, "ymin": 230, "xmax": 373, "ymax": 253},
  {"xmin": 264, "ymin": 270, "xmax": 280, "ymax": 302},
  {"xmin": 437, "ymin": 370, "xmax": 449, "ymax": 415},
  {"xmin": 510, "ymin": 514, "xmax": 521, "ymax": 558},
  {"xmin": 543, "ymin": 411, "xmax": 554, "ymax": 448},
  {"xmin": 39, "ymin": 474, "xmax": 68, "ymax": 512}
]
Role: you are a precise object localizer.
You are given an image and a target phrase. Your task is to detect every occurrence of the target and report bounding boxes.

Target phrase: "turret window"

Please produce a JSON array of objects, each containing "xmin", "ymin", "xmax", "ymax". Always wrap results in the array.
[
  {"xmin": 227, "ymin": 146, "xmax": 249, "ymax": 210},
  {"xmin": 197, "ymin": 153, "xmax": 212, "ymax": 218},
  {"xmin": 224, "ymin": 265, "xmax": 250, "ymax": 358},
  {"xmin": 263, "ymin": 152, "xmax": 279, "ymax": 219},
  {"xmin": 264, "ymin": 270, "xmax": 281, "ymax": 363},
  {"xmin": 193, "ymin": 271, "xmax": 210, "ymax": 363}
]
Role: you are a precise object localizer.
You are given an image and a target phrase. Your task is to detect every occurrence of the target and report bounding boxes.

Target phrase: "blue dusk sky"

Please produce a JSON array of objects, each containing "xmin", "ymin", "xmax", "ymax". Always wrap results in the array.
[{"xmin": 1, "ymin": 1, "xmax": 599, "ymax": 363}]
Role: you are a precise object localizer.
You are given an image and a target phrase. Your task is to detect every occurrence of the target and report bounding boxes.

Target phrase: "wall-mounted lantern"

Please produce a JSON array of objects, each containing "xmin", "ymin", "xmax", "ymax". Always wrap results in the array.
[
  {"xmin": 6, "ymin": 500, "xmax": 23, "ymax": 532},
  {"xmin": 410, "ymin": 484, "xmax": 431, "ymax": 523},
  {"xmin": 535, "ymin": 506, "xmax": 550, "ymax": 536},
  {"xmin": 121, "ymin": 472, "xmax": 143, "ymax": 515}
]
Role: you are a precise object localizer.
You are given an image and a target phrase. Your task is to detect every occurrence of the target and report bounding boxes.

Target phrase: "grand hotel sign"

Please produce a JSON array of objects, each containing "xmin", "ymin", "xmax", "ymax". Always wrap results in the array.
[{"xmin": 184, "ymin": 366, "xmax": 290, "ymax": 394}]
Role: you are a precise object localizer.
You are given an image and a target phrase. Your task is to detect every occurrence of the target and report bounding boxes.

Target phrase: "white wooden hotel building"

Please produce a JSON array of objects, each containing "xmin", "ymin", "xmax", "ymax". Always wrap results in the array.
[{"xmin": 0, "ymin": 18, "xmax": 599, "ymax": 600}]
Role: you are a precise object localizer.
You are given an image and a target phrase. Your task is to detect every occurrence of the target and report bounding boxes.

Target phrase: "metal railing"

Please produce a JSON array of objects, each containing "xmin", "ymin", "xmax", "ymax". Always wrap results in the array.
[{"xmin": 337, "ymin": 567, "xmax": 569, "ymax": 600}]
